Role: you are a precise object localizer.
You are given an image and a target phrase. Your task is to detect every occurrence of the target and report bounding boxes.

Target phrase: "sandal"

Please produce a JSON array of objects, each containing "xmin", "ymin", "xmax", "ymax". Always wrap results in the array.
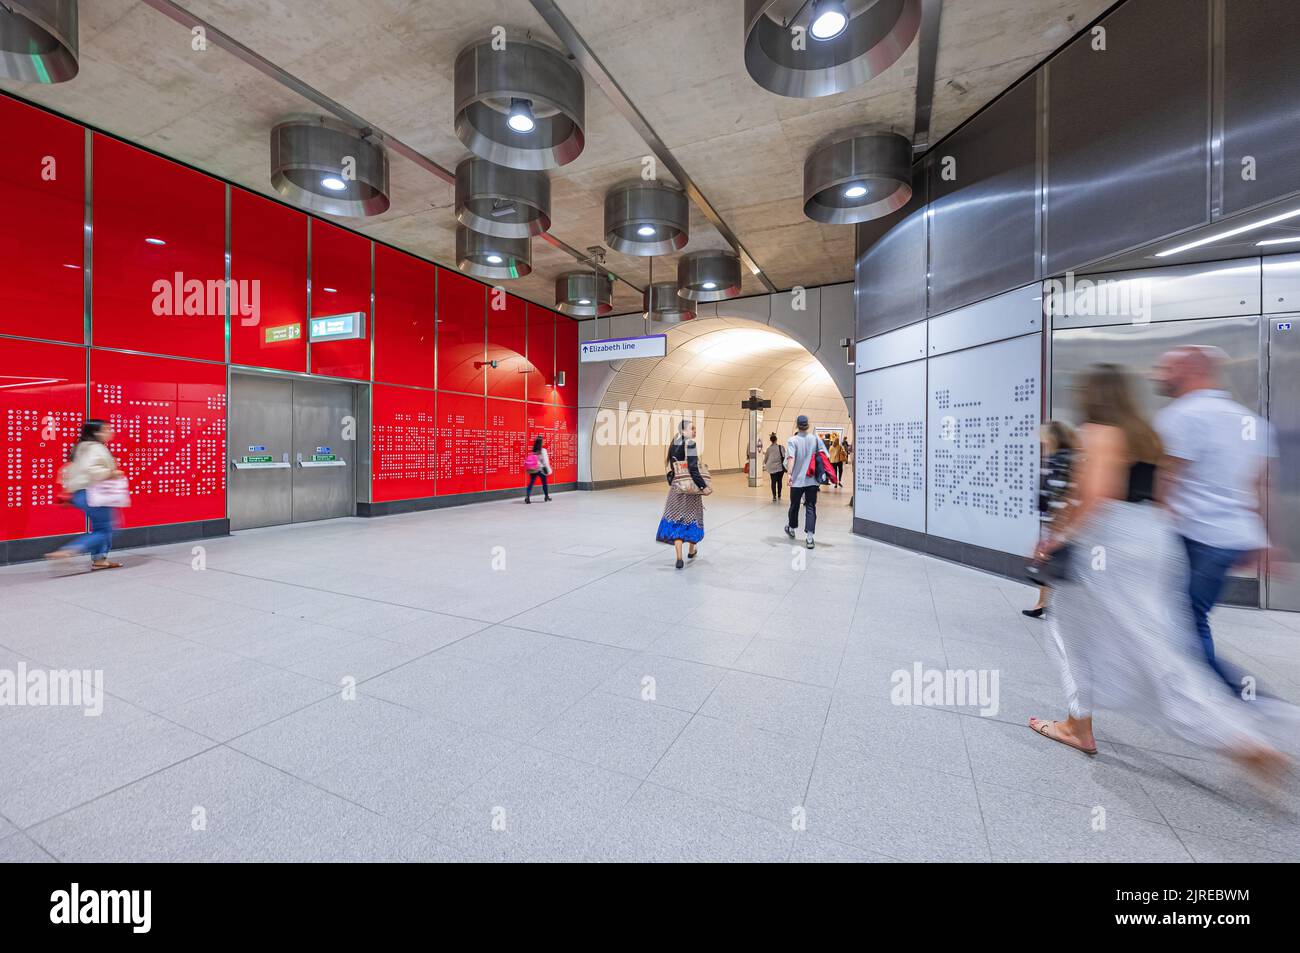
[
  {"xmin": 1029, "ymin": 717, "xmax": 1097, "ymax": 756},
  {"xmin": 90, "ymin": 560, "xmax": 123, "ymax": 571}
]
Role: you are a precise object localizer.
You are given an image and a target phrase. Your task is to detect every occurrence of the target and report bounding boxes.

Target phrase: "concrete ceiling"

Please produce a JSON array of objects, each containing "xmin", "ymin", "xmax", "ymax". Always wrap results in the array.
[{"xmin": 2, "ymin": 0, "xmax": 1111, "ymax": 314}]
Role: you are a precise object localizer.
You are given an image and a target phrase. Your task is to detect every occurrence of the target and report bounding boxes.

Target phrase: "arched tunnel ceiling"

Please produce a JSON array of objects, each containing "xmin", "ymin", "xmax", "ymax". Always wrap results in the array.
[{"xmin": 588, "ymin": 319, "xmax": 849, "ymax": 482}]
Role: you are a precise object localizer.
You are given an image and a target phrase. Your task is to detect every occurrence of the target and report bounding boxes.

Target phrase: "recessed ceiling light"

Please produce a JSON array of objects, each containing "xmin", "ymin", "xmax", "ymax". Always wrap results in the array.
[
  {"xmin": 844, "ymin": 184, "xmax": 868, "ymax": 199},
  {"xmin": 637, "ymin": 225, "xmax": 657, "ymax": 237},
  {"xmin": 810, "ymin": 0, "xmax": 849, "ymax": 41},
  {"xmin": 485, "ymin": 254, "xmax": 504, "ymax": 264},
  {"xmin": 144, "ymin": 237, "xmax": 166, "ymax": 245},
  {"xmin": 577, "ymin": 298, "xmax": 591, "ymax": 305},
  {"xmin": 507, "ymin": 98, "xmax": 536, "ymax": 134},
  {"xmin": 1157, "ymin": 207, "xmax": 1300, "ymax": 257},
  {"xmin": 320, "ymin": 176, "xmax": 347, "ymax": 192},
  {"xmin": 1256, "ymin": 236, "xmax": 1300, "ymax": 247},
  {"xmin": 702, "ymin": 281, "xmax": 717, "ymax": 290}
]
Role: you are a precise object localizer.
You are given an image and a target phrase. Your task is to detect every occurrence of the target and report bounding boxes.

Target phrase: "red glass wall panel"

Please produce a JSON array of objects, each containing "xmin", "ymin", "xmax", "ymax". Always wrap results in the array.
[
  {"xmin": 1, "ymin": 339, "xmax": 86, "ymax": 541},
  {"xmin": 373, "ymin": 245, "xmax": 435, "ymax": 388},
  {"xmin": 371, "ymin": 384, "xmax": 437, "ymax": 503},
  {"xmin": 92, "ymin": 136, "xmax": 225, "ymax": 361},
  {"xmin": 555, "ymin": 315, "xmax": 579, "ymax": 407},
  {"xmin": 310, "ymin": 220, "xmax": 370, "ymax": 380},
  {"xmin": 526, "ymin": 304, "xmax": 554, "ymax": 402},
  {"xmin": 436, "ymin": 268, "xmax": 484, "ymax": 395},
  {"xmin": 230, "ymin": 188, "xmax": 307, "ymax": 373},
  {"xmin": 89, "ymin": 349, "xmax": 226, "ymax": 528},
  {"xmin": 527, "ymin": 402, "xmax": 577, "ymax": 484},
  {"xmin": 435, "ymin": 391, "xmax": 485, "ymax": 495},
  {"xmin": 485, "ymin": 398, "xmax": 529, "ymax": 491},
  {"xmin": 0, "ymin": 97, "xmax": 84, "ymax": 344},
  {"xmin": 486, "ymin": 292, "xmax": 527, "ymax": 401}
]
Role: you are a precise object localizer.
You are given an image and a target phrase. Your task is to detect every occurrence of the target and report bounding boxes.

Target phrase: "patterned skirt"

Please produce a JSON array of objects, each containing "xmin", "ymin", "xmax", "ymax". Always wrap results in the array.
[{"xmin": 656, "ymin": 482, "xmax": 704, "ymax": 544}]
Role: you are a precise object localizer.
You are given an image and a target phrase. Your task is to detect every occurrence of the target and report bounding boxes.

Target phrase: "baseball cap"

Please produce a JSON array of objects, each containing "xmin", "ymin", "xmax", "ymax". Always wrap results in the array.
[{"xmin": 796, "ymin": 415, "xmax": 809, "ymax": 430}]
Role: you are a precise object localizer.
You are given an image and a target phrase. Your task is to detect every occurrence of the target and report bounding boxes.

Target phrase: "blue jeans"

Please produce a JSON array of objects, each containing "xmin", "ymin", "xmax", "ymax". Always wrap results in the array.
[
  {"xmin": 69, "ymin": 489, "xmax": 115, "ymax": 559},
  {"xmin": 526, "ymin": 471, "xmax": 549, "ymax": 500},
  {"xmin": 1182, "ymin": 536, "xmax": 1248, "ymax": 690}
]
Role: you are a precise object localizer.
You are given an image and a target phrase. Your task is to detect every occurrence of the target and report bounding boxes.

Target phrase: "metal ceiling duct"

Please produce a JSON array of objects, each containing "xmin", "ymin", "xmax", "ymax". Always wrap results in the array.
[
  {"xmin": 678, "ymin": 250, "xmax": 742, "ymax": 302},
  {"xmin": 0, "ymin": 0, "xmax": 78, "ymax": 83},
  {"xmin": 456, "ymin": 225, "xmax": 531, "ymax": 280},
  {"xmin": 643, "ymin": 281, "xmax": 695, "ymax": 323},
  {"xmin": 455, "ymin": 156, "xmax": 551, "ymax": 239},
  {"xmin": 270, "ymin": 116, "xmax": 390, "ymax": 217},
  {"xmin": 555, "ymin": 270, "xmax": 613, "ymax": 317},
  {"xmin": 604, "ymin": 181, "xmax": 690, "ymax": 256},
  {"xmin": 454, "ymin": 36, "xmax": 585, "ymax": 171},
  {"xmin": 743, "ymin": 0, "xmax": 921, "ymax": 98},
  {"xmin": 803, "ymin": 130, "xmax": 912, "ymax": 224}
]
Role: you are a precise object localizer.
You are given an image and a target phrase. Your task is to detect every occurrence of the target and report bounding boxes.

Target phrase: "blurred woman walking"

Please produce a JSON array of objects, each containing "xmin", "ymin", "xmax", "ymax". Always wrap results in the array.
[
  {"xmin": 47, "ymin": 420, "xmax": 126, "ymax": 571},
  {"xmin": 1028, "ymin": 365, "xmax": 1286, "ymax": 781}
]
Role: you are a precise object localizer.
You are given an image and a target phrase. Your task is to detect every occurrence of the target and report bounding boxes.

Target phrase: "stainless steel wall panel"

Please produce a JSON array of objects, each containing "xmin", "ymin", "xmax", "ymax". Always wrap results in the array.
[
  {"xmin": 1266, "ymin": 314, "xmax": 1300, "ymax": 609},
  {"xmin": 1045, "ymin": 0, "xmax": 1211, "ymax": 275},
  {"xmin": 1262, "ymin": 254, "xmax": 1300, "ymax": 314},
  {"xmin": 928, "ymin": 76, "xmax": 1040, "ymax": 316},
  {"xmin": 928, "ymin": 283, "xmax": 1042, "ymax": 357},
  {"xmin": 1048, "ymin": 259, "xmax": 1260, "ymax": 329},
  {"xmin": 857, "ymin": 321, "xmax": 927, "ymax": 372},
  {"xmin": 290, "ymin": 379, "xmax": 356, "ymax": 524},
  {"xmin": 1221, "ymin": 0, "xmax": 1300, "ymax": 216},
  {"xmin": 855, "ymin": 163, "xmax": 927, "ymax": 339}
]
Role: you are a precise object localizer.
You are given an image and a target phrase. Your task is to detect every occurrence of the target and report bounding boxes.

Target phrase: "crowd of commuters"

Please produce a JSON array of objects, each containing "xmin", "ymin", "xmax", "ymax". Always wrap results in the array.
[{"xmin": 1027, "ymin": 350, "xmax": 1291, "ymax": 782}]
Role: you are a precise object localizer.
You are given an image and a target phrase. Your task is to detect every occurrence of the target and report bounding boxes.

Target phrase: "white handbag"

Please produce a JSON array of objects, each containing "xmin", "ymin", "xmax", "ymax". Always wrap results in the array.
[{"xmin": 86, "ymin": 476, "xmax": 131, "ymax": 508}]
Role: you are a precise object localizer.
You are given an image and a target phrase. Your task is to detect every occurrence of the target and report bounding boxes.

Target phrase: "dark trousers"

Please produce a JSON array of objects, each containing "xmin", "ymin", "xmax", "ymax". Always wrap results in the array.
[
  {"xmin": 69, "ymin": 489, "xmax": 114, "ymax": 558},
  {"xmin": 768, "ymin": 471, "xmax": 782, "ymax": 499},
  {"xmin": 526, "ymin": 471, "xmax": 550, "ymax": 500},
  {"xmin": 833, "ymin": 461, "xmax": 844, "ymax": 484},
  {"xmin": 788, "ymin": 484, "xmax": 818, "ymax": 535},
  {"xmin": 1182, "ymin": 536, "xmax": 1249, "ymax": 691}
]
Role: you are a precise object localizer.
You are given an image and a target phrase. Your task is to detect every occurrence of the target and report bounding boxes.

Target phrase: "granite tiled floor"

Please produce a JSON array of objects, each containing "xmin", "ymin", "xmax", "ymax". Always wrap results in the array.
[{"xmin": 1, "ymin": 475, "xmax": 1297, "ymax": 862}]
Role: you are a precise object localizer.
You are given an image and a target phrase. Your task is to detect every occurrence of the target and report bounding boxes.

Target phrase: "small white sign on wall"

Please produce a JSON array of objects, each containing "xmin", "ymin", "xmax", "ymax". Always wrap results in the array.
[{"xmin": 580, "ymin": 334, "xmax": 668, "ymax": 362}]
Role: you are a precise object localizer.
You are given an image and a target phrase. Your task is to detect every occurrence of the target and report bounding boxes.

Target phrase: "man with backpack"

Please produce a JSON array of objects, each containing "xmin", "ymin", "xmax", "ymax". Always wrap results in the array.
[
  {"xmin": 763, "ymin": 432, "xmax": 786, "ymax": 502},
  {"xmin": 783, "ymin": 415, "xmax": 831, "ymax": 550}
]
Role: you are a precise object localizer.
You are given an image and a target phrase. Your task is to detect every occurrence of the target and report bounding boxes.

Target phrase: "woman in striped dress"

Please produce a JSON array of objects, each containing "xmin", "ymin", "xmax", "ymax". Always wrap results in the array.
[
  {"xmin": 1028, "ymin": 365, "xmax": 1285, "ymax": 780},
  {"xmin": 657, "ymin": 420, "xmax": 710, "ymax": 569}
]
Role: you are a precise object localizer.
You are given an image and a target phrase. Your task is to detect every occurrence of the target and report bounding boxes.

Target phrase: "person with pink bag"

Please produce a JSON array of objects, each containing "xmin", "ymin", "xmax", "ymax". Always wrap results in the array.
[{"xmin": 46, "ymin": 420, "xmax": 128, "ymax": 571}]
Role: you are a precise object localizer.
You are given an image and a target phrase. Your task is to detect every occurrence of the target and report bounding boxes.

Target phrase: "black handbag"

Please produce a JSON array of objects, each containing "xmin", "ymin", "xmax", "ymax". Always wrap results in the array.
[{"xmin": 1025, "ymin": 543, "xmax": 1075, "ymax": 587}]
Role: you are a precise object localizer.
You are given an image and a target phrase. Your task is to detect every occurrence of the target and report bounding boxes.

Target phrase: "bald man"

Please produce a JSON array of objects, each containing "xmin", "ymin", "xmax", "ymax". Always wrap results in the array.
[{"xmin": 1152, "ymin": 346, "xmax": 1275, "ymax": 689}]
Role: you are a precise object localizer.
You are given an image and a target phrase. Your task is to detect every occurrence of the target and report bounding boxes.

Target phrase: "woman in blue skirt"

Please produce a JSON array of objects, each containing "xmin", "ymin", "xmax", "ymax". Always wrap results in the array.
[{"xmin": 657, "ymin": 419, "xmax": 710, "ymax": 569}]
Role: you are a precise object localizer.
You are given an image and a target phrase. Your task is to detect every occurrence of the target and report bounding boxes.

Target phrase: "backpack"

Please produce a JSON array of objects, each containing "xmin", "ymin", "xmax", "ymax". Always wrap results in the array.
[{"xmin": 523, "ymin": 451, "xmax": 540, "ymax": 473}]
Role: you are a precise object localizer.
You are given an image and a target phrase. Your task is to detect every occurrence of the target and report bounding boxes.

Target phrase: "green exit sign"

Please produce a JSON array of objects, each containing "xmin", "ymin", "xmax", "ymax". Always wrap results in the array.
[
  {"xmin": 242, "ymin": 454, "xmax": 274, "ymax": 464},
  {"xmin": 311, "ymin": 454, "xmax": 337, "ymax": 462},
  {"xmin": 264, "ymin": 324, "xmax": 302, "ymax": 343}
]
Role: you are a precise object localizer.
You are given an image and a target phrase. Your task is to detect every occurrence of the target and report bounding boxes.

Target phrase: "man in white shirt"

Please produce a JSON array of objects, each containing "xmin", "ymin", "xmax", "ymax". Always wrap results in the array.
[
  {"xmin": 783, "ymin": 415, "xmax": 828, "ymax": 550},
  {"xmin": 1153, "ymin": 346, "xmax": 1275, "ymax": 689}
]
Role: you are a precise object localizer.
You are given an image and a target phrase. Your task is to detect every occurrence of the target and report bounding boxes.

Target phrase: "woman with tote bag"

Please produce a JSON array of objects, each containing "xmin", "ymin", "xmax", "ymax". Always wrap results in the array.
[
  {"xmin": 47, "ymin": 420, "xmax": 129, "ymax": 570},
  {"xmin": 656, "ymin": 419, "xmax": 711, "ymax": 569}
]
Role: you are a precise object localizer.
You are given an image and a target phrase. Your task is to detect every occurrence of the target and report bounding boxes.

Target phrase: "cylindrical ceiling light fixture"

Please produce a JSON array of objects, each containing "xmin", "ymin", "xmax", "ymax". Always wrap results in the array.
[
  {"xmin": 0, "ymin": 0, "xmax": 79, "ymax": 83},
  {"xmin": 270, "ymin": 116, "xmax": 390, "ymax": 217},
  {"xmin": 743, "ymin": 0, "xmax": 921, "ymax": 98},
  {"xmin": 455, "ymin": 156, "xmax": 550, "ymax": 239},
  {"xmin": 604, "ymin": 181, "xmax": 689, "ymax": 256},
  {"xmin": 456, "ymin": 225, "xmax": 531, "ymax": 280},
  {"xmin": 454, "ymin": 36, "xmax": 585, "ymax": 170},
  {"xmin": 643, "ymin": 281, "xmax": 695, "ymax": 323},
  {"xmin": 555, "ymin": 270, "xmax": 613, "ymax": 317},
  {"xmin": 803, "ymin": 130, "xmax": 912, "ymax": 224},
  {"xmin": 678, "ymin": 250, "xmax": 742, "ymax": 302}
]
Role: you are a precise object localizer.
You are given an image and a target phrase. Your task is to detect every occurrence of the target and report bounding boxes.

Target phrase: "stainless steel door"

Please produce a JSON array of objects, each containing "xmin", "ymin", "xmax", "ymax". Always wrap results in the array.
[
  {"xmin": 1051, "ymin": 315, "xmax": 1265, "ymax": 591},
  {"xmin": 1266, "ymin": 316, "xmax": 1300, "ymax": 610},
  {"xmin": 290, "ymin": 379, "xmax": 355, "ymax": 524},
  {"xmin": 228, "ymin": 375, "xmax": 294, "ymax": 531}
]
